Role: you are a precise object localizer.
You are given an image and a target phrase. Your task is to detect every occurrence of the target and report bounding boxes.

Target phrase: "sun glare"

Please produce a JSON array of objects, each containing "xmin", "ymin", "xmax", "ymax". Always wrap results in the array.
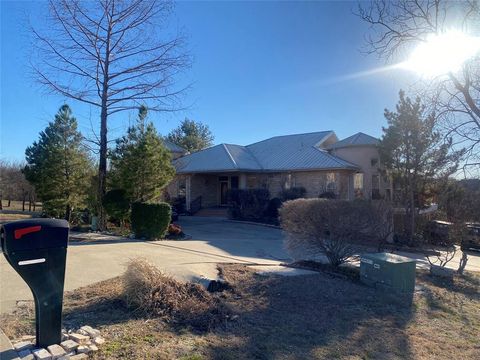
[{"xmin": 402, "ymin": 30, "xmax": 480, "ymax": 77}]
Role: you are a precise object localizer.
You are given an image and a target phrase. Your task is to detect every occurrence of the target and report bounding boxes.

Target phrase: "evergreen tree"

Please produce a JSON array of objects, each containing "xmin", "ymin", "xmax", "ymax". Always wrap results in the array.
[
  {"xmin": 24, "ymin": 105, "xmax": 92, "ymax": 220},
  {"xmin": 110, "ymin": 106, "xmax": 175, "ymax": 203},
  {"xmin": 166, "ymin": 118, "xmax": 214, "ymax": 153},
  {"xmin": 381, "ymin": 91, "xmax": 464, "ymax": 244}
]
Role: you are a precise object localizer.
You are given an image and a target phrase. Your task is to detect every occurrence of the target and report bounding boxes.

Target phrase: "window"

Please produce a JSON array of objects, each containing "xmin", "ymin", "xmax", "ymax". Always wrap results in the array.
[
  {"xmin": 326, "ymin": 172, "xmax": 336, "ymax": 191},
  {"xmin": 372, "ymin": 175, "xmax": 380, "ymax": 189},
  {"xmin": 371, "ymin": 158, "xmax": 379, "ymax": 167},
  {"xmin": 178, "ymin": 178, "xmax": 186, "ymax": 196},
  {"xmin": 247, "ymin": 176, "xmax": 257, "ymax": 189},
  {"xmin": 230, "ymin": 176, "xmax": 239, "ymax": 189},
  {"xmin": 354, "ymin": 173, "xmax": 363, "ymax": 189}
]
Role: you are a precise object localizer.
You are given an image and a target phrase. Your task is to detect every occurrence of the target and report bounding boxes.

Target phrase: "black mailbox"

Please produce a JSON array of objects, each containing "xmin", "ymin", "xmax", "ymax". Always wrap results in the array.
[{"xmin": 1, "ymin": 219, "xmax": 69, "ymax": 347}]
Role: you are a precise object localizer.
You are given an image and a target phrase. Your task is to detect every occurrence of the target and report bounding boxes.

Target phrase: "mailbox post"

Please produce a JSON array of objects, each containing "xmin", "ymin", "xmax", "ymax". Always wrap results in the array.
[{"xmin": 1, "ymin": 219, "xmax": 69, "ymax": 347}]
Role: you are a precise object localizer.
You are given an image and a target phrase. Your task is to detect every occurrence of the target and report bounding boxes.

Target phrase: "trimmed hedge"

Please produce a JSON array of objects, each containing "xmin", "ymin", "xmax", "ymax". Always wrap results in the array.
[{"xmin": 131, "ymin": 202, "xmax": 172, "ymax": 239}]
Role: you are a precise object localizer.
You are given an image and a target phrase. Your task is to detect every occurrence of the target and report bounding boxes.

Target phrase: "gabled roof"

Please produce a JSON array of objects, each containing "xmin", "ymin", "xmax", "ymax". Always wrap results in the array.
[
  {"xmin": 174, "ymin": 131, "xmax": 359, "ymax": 174},
  {"xmin": 162, "ymin": 139, "xmax": 187, "ymax": 153},
  {"xmin": 327, "ymin": 132, "xmax": 379, "ymax": 149}
]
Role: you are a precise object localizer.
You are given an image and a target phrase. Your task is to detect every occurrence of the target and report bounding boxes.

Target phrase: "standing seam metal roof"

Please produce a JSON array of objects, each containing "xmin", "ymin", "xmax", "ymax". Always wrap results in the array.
[
  {"xmin": 174, "ymin": 131, "xmax": 360, "ymax": 173},
  {"xmin": 326, "ymin": 132, "xmax": 379, "ymax": 149}
]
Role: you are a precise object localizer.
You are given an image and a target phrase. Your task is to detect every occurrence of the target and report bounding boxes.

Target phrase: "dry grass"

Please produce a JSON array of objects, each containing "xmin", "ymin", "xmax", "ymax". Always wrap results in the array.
[
  {"xmin": 0, "ymin": 200, "xmax": 42, "ymax": 212},
  {"xmin": 1, "ymin": 262, "xmax": 479, "ymax": 360},
  {"xmin": 123, "ymin": 258, "xmax": 229, "ymax": 330}
]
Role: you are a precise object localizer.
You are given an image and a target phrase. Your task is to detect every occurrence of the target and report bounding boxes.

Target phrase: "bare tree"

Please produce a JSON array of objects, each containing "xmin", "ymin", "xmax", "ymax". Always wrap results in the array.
[
  {"xmin": 31, "ymin": 0, "xmax": 190, "ymax": 228},
  {"xmin": 0, "ymin": 159, "xmax": 36, "ymax": 211},
  {"xmin": 358, "ymin": 0, "xmax": 480, "ymax": 174}
]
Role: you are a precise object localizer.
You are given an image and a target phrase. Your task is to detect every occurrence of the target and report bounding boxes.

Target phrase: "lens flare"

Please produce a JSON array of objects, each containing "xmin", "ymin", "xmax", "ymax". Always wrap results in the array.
[{"xmin": 402, "ymin": 30, "xmax": 480, "ymax": 77}]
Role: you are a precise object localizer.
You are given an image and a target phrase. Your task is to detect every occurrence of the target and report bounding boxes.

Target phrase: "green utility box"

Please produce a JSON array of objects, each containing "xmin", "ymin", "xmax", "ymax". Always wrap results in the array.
[{"xmin": 360, "ymin": 253, "xmax": 416, "ymax": 293}]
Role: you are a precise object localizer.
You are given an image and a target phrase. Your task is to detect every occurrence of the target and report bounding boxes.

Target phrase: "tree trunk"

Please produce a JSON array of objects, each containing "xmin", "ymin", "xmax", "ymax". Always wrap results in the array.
[
  {"xmin": 28, "ymin": 193, "xmax": 32, "ymax": 211},
  {"xmin": 408, "ymin": 188, "xmax": 415, "ymax": 245},
  {"xmin": 22, "ymin": 191, "xmax": 26, "ymax": 211},
  {"xmin": 458, "ymin": 251, "xmax": 468, "ymax": 275},
  {"xmin": 65, "ymin": 204, "xmax": 71, "ymax": 222},
  {"xmin": 97, "ymin": 107, "xmax": 108, "ymax": 231},
  {"xmin": 97, "ymin": 20, "xmax": 112, "ymax": 232},
  {"xmin": 8, "ymin": 198, "xmax": 11, "ymax": 207},
  {"xmin": 0, "ymin": 193, "xmax": 2, "ymax": 210}
]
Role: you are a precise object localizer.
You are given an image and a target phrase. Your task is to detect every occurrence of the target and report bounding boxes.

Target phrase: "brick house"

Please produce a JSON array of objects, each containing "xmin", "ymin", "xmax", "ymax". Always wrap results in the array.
[{"xmin": 166, "ymin": 131, "xmax": 391, "ymax": 212}]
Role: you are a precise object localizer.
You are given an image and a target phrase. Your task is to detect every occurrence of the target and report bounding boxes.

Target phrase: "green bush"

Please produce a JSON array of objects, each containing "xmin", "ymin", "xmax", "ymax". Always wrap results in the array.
[
  {"xmin": 227, "ymin": 188, "xmax": 270, "ymax": 220},
  {"xmin": 103, "ymin": 189, "xmax": 130, "ymax": 225},
  {"xmin": 131, "ymin": 202, "xmax": 171, "ymax": 239}
]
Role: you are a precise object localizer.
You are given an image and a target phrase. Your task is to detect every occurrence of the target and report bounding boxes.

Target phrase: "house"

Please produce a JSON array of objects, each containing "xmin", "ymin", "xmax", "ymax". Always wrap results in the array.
[
  {"xmin": 163, "ymin": 139, "xmax": 188, "ymax": 159},
  {"xmin": 167, "ymin": 131, "xmax": 391, "ymax": 212}
]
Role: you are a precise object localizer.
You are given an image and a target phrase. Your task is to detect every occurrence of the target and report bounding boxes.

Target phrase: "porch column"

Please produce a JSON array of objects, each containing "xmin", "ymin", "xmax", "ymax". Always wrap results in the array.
[
  {"xmin": 186, "ymin": 175, "xmax": 192, "ymax": 211},
  {"xmin": 239, "ymin": 173, "xmax": 247, "ymax": 189}
]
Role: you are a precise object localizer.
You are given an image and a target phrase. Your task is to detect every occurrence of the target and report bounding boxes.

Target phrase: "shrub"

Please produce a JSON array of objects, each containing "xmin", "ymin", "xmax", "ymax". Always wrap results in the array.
[
  {"xmin": 280, "ymin": 199, "xmax": 393, "ymax": 266},
  {"xmin": 103, "ymin": 189, "xmax": 130, "ymax": 225},
  {"xmin": 265, "ymin": 197, "xmax": 283, "ymax": 219},
  {"xmin": 280, "ymin": 186, "xmax": 307, "ymax": 201},
  {"xmin": 227, "ymin": 188, "xmax": 270, "ymax": 220},
  {"xmin": 122, "ymin": 258, "xmax": 227, "ymax": 330},
  {"xmin": 170, "ymin": 196, "xmax": 186, "ymax": 214},
  {"xmin": 131, "ymin": 202, "xmax": 171, "ymax": 239},
  {"xmin": 319, "ymin": 191, "xmax": 336, "ymax": 199}
]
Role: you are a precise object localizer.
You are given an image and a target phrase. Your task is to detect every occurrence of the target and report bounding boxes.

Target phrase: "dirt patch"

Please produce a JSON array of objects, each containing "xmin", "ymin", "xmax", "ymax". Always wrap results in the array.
[{"xmin": 1, "ymin": 264, "xmax": 479, "ymax": 359}]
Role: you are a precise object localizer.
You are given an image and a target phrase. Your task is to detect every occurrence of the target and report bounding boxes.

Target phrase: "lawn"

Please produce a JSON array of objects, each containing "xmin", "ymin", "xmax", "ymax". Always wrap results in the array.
[{"xmin": 1, "ymin": 264, "xmax": 479, "ymax": 360}]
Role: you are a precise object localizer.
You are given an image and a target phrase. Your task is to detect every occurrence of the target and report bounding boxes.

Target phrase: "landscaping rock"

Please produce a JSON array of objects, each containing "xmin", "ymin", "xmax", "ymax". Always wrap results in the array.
[
  {"xmin": 80, "ymin": 326, "xmax": 100, "ymax": 338},
  {"xmin": 68, "ymin": 334, "xmax": 89, "ymax": 345},
  {"xmin": 47, "ymin": 344, "xmax": 66, "ymax": 359},
  {"xmin": 77, "ymin": 329, "xmax": 89, "ymax": 336},
  {"xmin": 69, "ymin": 354, "xmax": 88, "ymax": 360},
  {"xmin": 88, "ymin": 344, "xmax": 98, "ymax": 352},
  {"xmin": 32, "ymin": 348, "xmax": 52, "ymax": 360},
  {"xmin": 61, "ymin": 333, "xmax": 69, "ymax": 341},
  {"xmin": 60, "ymin": 340, "xmax": 79, "ymax": 353},
  {"xmin": 93, "ymin": 336, "xmax": 105, "ymax": 346},
  {"xmin": 76, "ymin": 345, "xmax": 91, "ymax": 354},
  {"xmin": 14, "ymin": 341, "xmax": 34, "ymax": 351}
]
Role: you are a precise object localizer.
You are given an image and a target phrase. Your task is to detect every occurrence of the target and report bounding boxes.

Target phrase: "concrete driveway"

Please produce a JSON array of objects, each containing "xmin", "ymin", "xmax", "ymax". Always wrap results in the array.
[
  {"xmin": 1, "ymin": 216, "xmax": 479, "ymax": 314},
  {"xmin": 0, "ymin": 217, "xmax": 288, "ymax": 314}
]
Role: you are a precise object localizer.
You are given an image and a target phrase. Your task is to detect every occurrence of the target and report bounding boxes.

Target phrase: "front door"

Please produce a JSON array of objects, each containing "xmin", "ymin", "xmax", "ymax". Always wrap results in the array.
[{"xmin": 220, "ymin": 181, "xmax": 229, "ymax": 205}]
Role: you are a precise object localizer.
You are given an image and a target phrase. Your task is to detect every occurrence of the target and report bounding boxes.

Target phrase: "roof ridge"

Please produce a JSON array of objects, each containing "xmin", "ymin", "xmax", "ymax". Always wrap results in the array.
[
  {"xmin": 225, "ymin": 143, "xmax": 264, "ymax": 170},
  {"xmin": 222, "ymin": 143, "xmax": 238, "ymax": 168},
  {"xmin": 247, "ymin": 130, "xmax": 333, "ymax": 147}
]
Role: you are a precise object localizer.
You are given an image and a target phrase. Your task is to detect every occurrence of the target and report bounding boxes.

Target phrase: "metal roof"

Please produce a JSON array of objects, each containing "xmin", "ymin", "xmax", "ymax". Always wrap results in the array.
[
  {"xmin": 174, "ymin": 131, "xmax": 360, "ymax": 174},
  {"xmin": 327, "ymin": 132, "xmax": 379, "ymax": 149}
]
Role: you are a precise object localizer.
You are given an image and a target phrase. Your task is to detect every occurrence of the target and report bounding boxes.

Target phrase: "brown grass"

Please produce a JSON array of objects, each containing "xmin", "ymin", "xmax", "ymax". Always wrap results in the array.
[
  {"xmin": 1, "ymin": 263, "xmax": 479, "ymax": 360},
  {"xmin": 123, "ymin": 258, "xmax": 229, "ymax": 330}
]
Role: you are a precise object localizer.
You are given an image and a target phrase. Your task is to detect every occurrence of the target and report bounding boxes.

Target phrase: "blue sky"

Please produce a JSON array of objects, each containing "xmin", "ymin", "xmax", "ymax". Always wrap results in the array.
[{"xmin": 1, "ymin": 1, "xmax": 412, "ymax": 162}]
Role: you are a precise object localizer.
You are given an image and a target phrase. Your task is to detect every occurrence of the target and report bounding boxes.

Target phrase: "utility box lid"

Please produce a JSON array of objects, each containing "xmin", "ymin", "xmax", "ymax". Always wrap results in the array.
[{"xmin": 361, "ymin": 253, "xmax": 416, "ymax": 264}]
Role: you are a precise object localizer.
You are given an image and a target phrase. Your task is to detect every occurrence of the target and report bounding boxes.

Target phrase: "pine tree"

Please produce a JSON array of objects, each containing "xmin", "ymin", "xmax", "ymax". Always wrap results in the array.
[
  {"xmin": 381, "ymin": 91, "xmax": 464, "ymax": 244},
  {"xmin": 166, "ymin": 118, "xmax": 214, "ymax": 153},
  {"xmin": 110, "ymin": 106, "xmax": 175, "ymax": 203},
  {"xmin": 24, "ymin": 105, "xmax": 93, "ymax": 220}
]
